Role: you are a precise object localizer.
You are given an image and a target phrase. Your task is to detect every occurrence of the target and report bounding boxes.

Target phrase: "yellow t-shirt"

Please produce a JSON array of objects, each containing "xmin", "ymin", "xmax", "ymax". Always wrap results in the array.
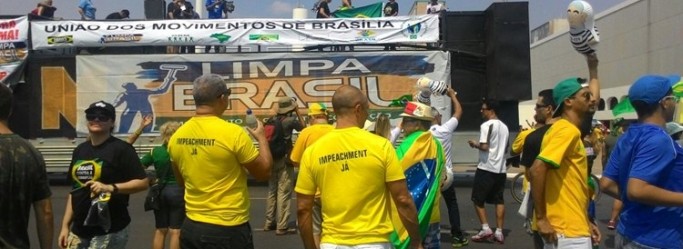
[
  {"xmin": 512, "ymin": 128, "xmax": 535, "ymax": 155},
  {"xmin": 290, "ymin": 124, "xmax": 335, "ymax": 164},
  {"xmin": 295, "ymin": 127, "xmax": 405, "ymax": 245},
  {"xmin": 168, "ymin": 116, "xmax": 259, "ymax": 226},
  {"xmin": 535, "ymin": 119, "xmax": 590, "ymax": 237}
]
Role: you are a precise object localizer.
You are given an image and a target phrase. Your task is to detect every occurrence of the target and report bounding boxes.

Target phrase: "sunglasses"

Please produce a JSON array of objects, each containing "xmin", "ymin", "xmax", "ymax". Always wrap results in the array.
[
  {"xmin": 535, "ymin": 103, "xmax": 550, "ymax": 109},
  {"xmin": 86, "ymin": 113, "xmax": 111, "ymax": 122},
  {"xmin": 661, "ymin": 95, "xmax": 681, "ymax": 103},
  {"xmin": 570, "ymin": 91, "xmax": 593, "ymax": 101}
]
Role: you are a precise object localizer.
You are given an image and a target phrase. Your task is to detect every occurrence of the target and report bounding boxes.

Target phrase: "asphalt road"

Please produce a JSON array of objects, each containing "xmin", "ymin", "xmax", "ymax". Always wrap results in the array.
[{"xmin": 29, "ymin": 176, "xmax": 620, "ymax": 249}]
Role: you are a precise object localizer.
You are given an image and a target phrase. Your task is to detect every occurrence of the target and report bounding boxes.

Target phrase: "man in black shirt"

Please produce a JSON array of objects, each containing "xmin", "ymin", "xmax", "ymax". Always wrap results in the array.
[
  {"xmin": 383, "ymin": 0, "xmax": 398, "ymax": 51},
  {"xmin": 520, "ymin": 89, "xmax": 556, "ymax": 169},
  {"xmin": 168, "ymin": 0, "xmax": 195, "ymax": 53},
  {"xmin": 58, "ymin": 101, "xmax": 148, "ymax": 248},
  {"xmin": 519, "ymin": 88, "xmax": 555, "ymax": 249},
  {"xmin": 0, "ymin": 85, "xmax": 53, "ymax": 249},
  {"xmin": 316, "ymin": 0, "xmax": 331, "ymax": 18},
  {"xmin": 105, "ymin": 9, "xmax": 129, "ymax": 19},
  {"xmin": 316, "ymin": 0, "xmax": 332, "ymax": 51}
]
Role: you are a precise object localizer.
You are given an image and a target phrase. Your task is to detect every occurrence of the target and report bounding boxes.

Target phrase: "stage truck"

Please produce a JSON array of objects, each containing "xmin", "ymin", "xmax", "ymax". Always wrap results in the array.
[{"xmin": 5, "ymin": 14, "xmax": 460, "ymax": 174}]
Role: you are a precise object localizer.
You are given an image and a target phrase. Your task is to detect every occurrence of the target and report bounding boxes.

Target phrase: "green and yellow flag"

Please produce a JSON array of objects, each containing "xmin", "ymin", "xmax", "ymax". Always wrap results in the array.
[
  {"xmin": 332, "ymin": 2, "xmax": 383, "ymax": 18},
  {"xmin": 390, "ymin": 131, "xmax": 444, "ymax": 249},
  {"xmin": 611, "ymin": 97, "xmax": 635, "ymax": 118}
]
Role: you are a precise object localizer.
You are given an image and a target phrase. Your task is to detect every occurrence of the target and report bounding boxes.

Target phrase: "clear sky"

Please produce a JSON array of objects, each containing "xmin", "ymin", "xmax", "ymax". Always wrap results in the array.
[{"xmin": 4, "ymin": 0, "xmax": 625, "ymax": 29}]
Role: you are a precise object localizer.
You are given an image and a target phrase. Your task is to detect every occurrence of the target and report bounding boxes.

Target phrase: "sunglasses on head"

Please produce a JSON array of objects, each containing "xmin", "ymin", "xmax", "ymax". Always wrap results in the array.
[
  {"xmin": 661, "ymin": 95, "xmax": 681, "ymax": 103},
  {"xmin": 217, "ymin": 88, "xmax": 232, "ymax": 98},
  {"xmin": 86, "ymin": 113, "xmax": 111, "ymax": 122}
]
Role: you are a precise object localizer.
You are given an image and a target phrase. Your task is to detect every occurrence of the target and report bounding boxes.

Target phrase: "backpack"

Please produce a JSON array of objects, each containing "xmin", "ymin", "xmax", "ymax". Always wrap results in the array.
[{"xmin": 264, "ymin": 116, "xmax": 291, "ymax": 159}]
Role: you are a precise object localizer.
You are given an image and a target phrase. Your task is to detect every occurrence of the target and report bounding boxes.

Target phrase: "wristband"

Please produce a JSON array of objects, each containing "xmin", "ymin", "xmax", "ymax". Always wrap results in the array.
[{"xmin": 111, "ymin": 184, "xmax": 119, "ymax": 194}]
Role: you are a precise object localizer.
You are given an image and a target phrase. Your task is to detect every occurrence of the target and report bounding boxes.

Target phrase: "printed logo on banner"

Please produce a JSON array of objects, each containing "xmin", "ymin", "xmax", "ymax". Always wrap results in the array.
[
  {"xmin": 47, "ymin": 35, "xmax": 74, "ymax": 44},
  {"xmin": 168, "ymin": 34, "xmax": 195, "ymax": 43},
  {"xmin": 99, "ymin": 34, "xmax": 143, "ymax": 44},
  {"xmin": 210, "ymin": 33, "xmax": 231, "ymax": 43},
  {"xmin": 249, "ymin": 34, "xmax": 279, "ymax": 41},
  {"xmin": 402, "ymin": 22, "xmax": 425, "ymax": 40},
  {"xmin": 355, "ymin": 30, "xmax": 376, "ymax": 42},
  {"xmin": 0, "ymin": 42, "xmax": 24, "ymax": 63}
]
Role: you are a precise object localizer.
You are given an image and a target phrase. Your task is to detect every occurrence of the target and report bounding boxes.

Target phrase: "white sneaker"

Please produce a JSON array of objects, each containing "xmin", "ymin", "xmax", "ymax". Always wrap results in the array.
[{"xmin": 471, "ymin": 228, "xmax": 493, "ymax": 242}]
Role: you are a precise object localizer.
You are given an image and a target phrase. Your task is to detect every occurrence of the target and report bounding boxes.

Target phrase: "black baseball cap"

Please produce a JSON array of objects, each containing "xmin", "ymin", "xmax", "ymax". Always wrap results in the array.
[{"xmin": 85, "ymin": 101, "xmax": 116, "ymax": 120}]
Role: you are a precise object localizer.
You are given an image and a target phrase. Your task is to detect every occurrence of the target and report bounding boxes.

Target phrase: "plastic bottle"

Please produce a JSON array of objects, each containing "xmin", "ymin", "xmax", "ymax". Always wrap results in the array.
[{"xmin": 245, "ymin": 109, "xmax": 258, "ymax": 129}]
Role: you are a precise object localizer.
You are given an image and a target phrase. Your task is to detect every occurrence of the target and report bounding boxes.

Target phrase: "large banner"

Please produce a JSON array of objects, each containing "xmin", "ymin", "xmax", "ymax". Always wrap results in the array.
[
  {"xmin": 0, "ymin": 16, "xmax": 29, "ymax": 86},
  {"xmin": 73, "ymin": 51, "xmax": 450, "ymax": 134},
  {"xmin": 31, "ymin": 15, "xmax": 439, "ymax": 49}
]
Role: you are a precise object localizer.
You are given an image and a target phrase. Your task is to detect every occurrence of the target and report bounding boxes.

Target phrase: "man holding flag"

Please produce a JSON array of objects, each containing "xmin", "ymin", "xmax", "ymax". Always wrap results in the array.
[{"xmin": 391, "ymin": 101, "xmax": 446, "ymax": 249}]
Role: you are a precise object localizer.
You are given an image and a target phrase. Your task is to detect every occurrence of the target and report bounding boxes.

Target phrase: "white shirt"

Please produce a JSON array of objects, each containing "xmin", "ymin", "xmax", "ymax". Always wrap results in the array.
[
  {"xmin": 430, "ymin": 117, "xmax": 458, "ymax": 188},
  {"xmin": 429, "ymin": 117, "xmax": 458, "ymax": 167},
  {"xmin": 477, "ymin": 119, "xmax": 509, "ymax": 174},
  {"xmin": 390, "ymin": 126, "xmax": 401, "ymax": 145}
]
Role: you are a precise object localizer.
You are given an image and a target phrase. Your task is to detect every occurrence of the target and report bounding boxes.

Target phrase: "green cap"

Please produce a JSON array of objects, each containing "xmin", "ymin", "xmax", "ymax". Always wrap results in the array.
[{"xmin": 552, "ymin": 78, "xmax": 584, "ymax": 117}]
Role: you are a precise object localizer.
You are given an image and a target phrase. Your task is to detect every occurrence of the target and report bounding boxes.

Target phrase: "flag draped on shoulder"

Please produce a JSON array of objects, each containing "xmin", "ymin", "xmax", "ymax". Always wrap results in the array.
[
  {"xmin": 390, "ymin": 131, "xmax": 444, "ymax": 249},
  {"xmin": 332, "ymin": 2, "xmax": 383, "ymax": 18}
]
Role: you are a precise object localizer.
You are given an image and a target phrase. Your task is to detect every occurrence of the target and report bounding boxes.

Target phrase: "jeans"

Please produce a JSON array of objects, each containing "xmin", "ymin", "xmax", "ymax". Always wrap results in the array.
[
  {"xmin": 441, "ymin": 183, "xmax": 463, "ymax": 238},
  {"xmin": 180, "ymin": 219, "xmax": 253, "ymax": 249},
  {"xmin": 65, "ymin": 225, "xmax": 129, "ymax": 249},
  {"xmin": 204, "ymin": 45, "xmax": 225, "ymax": 53},
  {"xmin": 154, "ymin": 184, "xmax": 185, "ymax": 229},
  {"xmin": 179, "ymin": 46, "xmax": 195, "ymax": 54},
  {"xmin": 615, "ymin": 233, "xmax": 659, "ymax": 249},
  {"xmin": 264, "ymin": 156, "xmax": 293, "ymax": 230}
]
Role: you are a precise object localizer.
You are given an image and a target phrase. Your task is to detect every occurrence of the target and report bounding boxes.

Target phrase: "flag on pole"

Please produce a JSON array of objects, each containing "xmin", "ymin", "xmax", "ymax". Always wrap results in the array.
[
  {"xmin": 389, "ymin": 131, "xmax": 444, "ymax": 249},
  {"xmin": 332, "ymin": 2, "xmax": 383, "ymax": 18}
]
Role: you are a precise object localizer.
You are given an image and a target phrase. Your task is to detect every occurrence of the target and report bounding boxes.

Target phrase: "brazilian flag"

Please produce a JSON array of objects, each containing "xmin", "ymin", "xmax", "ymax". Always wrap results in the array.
[
  {"xmin": 332, "ymin": 2, "xmax": 383, "ymax": 18},
  {"xmin": 389, "ymin": 131, "xmax": 444, "ymax": 249}
]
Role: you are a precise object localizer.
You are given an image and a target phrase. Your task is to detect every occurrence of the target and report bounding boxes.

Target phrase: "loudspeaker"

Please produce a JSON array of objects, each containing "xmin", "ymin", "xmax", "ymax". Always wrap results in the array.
[
  {"xmin": 451, "ymin": 54, "xmax": 487, "ymax": 131},
  {"xmin": 443, "ymin": 11, "xmax": 488, "ymax": 131},
  {"xmin": 485, "ymin": 2, "xmax": 531, "ymax": 101},
  {"xmin": 441, "ymin": 3, "xmax": 530, "ymax": 131},
  {"xmin": 442, "ymin": 11, "xmax": 486, "ymax": 56},
  {"xmin": 145, "ymin": 0, "xmax": 167, "ymax": 20},
  {"xmin": 497, "ymin": 101, "xmax": 520, "ymax": 133}
]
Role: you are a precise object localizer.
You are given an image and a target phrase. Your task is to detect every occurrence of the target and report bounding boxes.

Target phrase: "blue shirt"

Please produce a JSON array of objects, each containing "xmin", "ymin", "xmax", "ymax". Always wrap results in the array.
[
  {"xmin": 206, "ymin": 0, "xmax": 224, "ymax": 19},
  {"xmin": 604, "ymin": 123, "xmax": 683, "ymax": 248},
  {"xmin": 78, "ymin": 0, "xmax": 96, "ymax": 20}
]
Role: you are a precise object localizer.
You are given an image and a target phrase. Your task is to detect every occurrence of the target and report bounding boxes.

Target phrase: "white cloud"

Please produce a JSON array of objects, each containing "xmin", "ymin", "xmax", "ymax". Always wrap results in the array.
[{"xmin": 270, "ymin": 1, "xmax": 293, "ymax": 18}]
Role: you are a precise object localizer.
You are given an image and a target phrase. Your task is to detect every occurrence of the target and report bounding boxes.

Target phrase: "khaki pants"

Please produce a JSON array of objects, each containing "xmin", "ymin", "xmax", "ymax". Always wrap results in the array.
[{"xmin": 264, "ymin": 156, "xmax": 294, "ymax": 230}]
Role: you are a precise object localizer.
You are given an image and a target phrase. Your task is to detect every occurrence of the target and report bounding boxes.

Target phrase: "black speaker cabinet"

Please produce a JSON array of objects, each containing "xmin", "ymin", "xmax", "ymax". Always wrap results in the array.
[
  {"xmin": 441, "ymin": 3, "xmax": 530, "ymax": 131},
  {"xmin": 145, "ymin": 0, "xmax": 167, "ymax": 20},
  {"xmin": 485, "ymin": 2, "xmax": 531, "ymax": 102}
]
